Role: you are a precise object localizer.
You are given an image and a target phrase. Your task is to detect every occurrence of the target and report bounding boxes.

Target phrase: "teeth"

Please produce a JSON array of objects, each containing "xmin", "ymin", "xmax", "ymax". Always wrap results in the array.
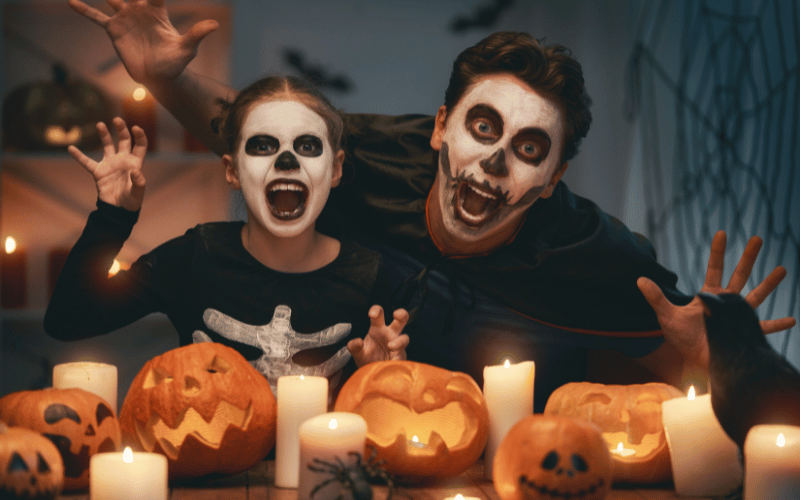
[
  {"xmin": 468, "ymin": 184, "xmax": 498, "ymax": 200},
  {"xmin": 269, "ymin": 183, "xmax": 303, "ymax": 192}
]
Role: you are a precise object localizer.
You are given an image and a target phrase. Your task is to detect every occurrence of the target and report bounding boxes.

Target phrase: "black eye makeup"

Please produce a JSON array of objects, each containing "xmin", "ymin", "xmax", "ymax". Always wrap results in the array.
[
  {"xmin": 245, "ymin": 135, "xmax": 279, "ymax": 156},
  {"xmin": 512, "ymin": 129, "xmax": 551, "ymax": 165},
  {"xmin": 465, "ymin": 104, "xmax": 503, "ymax": 144},
  {"xmin": 293, "ymin": 134, "xmax": 323, "ymax": 158}
]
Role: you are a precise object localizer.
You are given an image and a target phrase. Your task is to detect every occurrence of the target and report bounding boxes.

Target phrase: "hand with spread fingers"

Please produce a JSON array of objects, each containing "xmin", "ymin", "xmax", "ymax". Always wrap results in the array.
[
  {"xmin": 348, "ymin": 305, "xmax": 410, "ymax": 367},
  {"xmin": 68, "ymin": 0, "xmax": 218, "ymax": 84},
  {"xmin": 68, "ymin": 117, "xmax": 148, "ymax": 212},
  {"xmin": 638, "ymin": 230, "xmax": 796, "ymax": 375}
]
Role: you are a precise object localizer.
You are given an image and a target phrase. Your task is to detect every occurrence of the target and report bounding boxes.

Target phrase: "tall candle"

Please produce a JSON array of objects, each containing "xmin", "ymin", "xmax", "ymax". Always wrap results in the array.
[
  {"xmin": 90, "ymin": 447, "xmax": 167, "ymax": 500},
  {"xmin": 275, "ymin": 375, "xmax": 328, "ymax": 488},
  {"xmin": 297, "ymin": 412, "xmax": 367, "ymax": 500},
  {"xmin": 483, "ymin": 359, "xmax": 535, "ymax": 479},
  {"xmin": 744, "ymin": 424, "xmax": 800, "ymax": 500},
  {"xmin": 53, "ymin": 362, "xmax": 118, "ymax": 415},
  {"xmin": 661, "ymin": 387, "xmax": 742, "ymax": 496}
]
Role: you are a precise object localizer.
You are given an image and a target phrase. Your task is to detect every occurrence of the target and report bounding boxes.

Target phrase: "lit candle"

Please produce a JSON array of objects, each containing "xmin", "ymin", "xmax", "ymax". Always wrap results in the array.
[
  {"xmin": 744, "ymin": 424, "xmax": 800, "ymax": 500},
  {"xmin": 122, "ymin": 86, "xmax": 156, "ymax": 151},
  {"xmin": 610, "ymin": 441, "xmax": 636, "ymax": 457},
  {"xmin": 297, "ymin": 412, "xmax": 367, "ymax": 500},
  {"xmin": 90, "ymin": 446, "xmax": 167, "ymax": 500},
  {"xmin": 53, "ymin": 362, "xmax": 118, "ymax": 415},
  {"xmin": 408, "ymin": 434, "xmax": 426, "ymax": 448},
  {"xmin": 444, "ymin": 494, "xmax": 481, "ymax": 500},
  {"xmin": 1, "ymin": 236, "xmax": 26, "ymax": 309},
  {"xmin": 275, "ymin": 375, "xmax": 328, "ymax": 488},
  {"xmin": 483, "ymin": 359, "xmax": 535, "ymax": 479},
  {"xmin": 661, "ymin": 386, "xmax": 742, "ymax": 496}
]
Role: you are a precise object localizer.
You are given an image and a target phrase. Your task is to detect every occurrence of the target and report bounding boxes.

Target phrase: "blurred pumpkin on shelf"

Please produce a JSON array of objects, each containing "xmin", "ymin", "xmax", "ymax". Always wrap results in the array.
[{"xmin": 2, "ymin": 64, "xmax": 111, "ymax": 152}]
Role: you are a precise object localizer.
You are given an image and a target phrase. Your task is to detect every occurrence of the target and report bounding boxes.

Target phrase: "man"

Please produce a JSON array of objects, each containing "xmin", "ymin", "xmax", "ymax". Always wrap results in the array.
[{"xmin": 69, "ymin": 0, "xmax": 794, "ymax": 410}]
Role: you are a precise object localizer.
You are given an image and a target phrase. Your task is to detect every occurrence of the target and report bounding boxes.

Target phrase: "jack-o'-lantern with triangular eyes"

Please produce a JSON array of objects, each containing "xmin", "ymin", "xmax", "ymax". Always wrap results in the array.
[
  {"xmin": 119, "ymin": 343, "xmax": 277, "ymax": 479},
  {"xmin": 334, "ymin": 360, "xmax": 489, "ymax": 482},
  {"xmin": 0, "ymin": 423, "xmax": 64, "ymax": 500},
  {"xmin": 544, "ymin": 382, "xmax": 682, "ymax": 483},
  {"xmin": 0, "ymin": 387, "xmax": 120, "ymax": 491},
  {"xmin": 494, "ymin": 414, "xmax": 613, "ymax": 500}
]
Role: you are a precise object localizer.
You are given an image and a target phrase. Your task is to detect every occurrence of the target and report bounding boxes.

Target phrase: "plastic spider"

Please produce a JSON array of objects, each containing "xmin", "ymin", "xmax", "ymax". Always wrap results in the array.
[{"xmin": 308, "ymin": 446, "xmax": 395, "ymax": 500}]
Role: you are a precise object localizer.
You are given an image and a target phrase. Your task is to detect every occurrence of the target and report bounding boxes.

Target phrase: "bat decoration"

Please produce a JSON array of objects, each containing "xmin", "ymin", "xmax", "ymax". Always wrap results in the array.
[
  {"xmin": 283, "ymin": 48, "xmax": 353, "ymax": 93},
  {"xmin": 449, "ymin": 0, "xmax": 515, "ymax": 33},
  {"xmin": 698, "ymin": 292, "xmax": 800, "ymax": 450}
]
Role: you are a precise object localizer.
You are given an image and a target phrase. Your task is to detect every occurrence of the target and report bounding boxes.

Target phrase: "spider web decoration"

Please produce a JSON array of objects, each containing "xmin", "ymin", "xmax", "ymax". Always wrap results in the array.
[{"xmin": 625, "ymin": 0, "xmax": 798, "ymax": 360}]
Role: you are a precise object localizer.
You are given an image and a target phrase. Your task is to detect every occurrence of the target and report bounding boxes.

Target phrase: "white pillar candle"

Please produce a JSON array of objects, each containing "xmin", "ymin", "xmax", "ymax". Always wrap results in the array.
[
  {"xmin": 483, "ymin": 359, "xmax": 535, "ymax": 480},
  {"xmin": 90, "ymin": 447, "xmax": 167, "ymax": 500},
  {"xmin": 53, "ymin": 362, "xmax": 118, "ymax": 415},
  {"xmin": 661, "ymin": 387, "xmax": 742, "ymax": 496},
  {"xmin": 744, "ymin": 424, "xmax": 800, "ymax": 500},
  {"xmin": 275, "ymin": 375, "xmax": 328, "ymax": 488},
  {"xmin": 297, "ymin": 412, "xmax": 367, "ymax": 500}
]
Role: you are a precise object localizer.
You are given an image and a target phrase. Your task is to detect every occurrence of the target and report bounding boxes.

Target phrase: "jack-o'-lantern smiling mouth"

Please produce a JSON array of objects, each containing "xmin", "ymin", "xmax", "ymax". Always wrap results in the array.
[
  {"xmin": 520, "ymin": 474, "xmax": 606, "ymax": 499},
  {"xmin": 454, "ymin": 178, "xmax": 507, "ymax": 227},
  {"xmin": 266, "ymin": 179, "xmax": 308, "ymax": 220}
]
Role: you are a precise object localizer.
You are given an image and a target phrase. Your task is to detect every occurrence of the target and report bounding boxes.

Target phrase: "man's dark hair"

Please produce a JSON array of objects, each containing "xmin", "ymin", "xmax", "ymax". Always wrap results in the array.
[{"xmin": 444, "ymin": 31, "xmax": 592, "ymax": 162}]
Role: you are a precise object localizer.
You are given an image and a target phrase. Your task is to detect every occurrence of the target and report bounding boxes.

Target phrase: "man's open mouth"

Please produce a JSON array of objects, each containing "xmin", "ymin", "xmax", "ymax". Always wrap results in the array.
[
  {"xmin": 455, "ymin": 180, "xmax": 505, "ymax": 226},
  {"xmin": 267, "ymin": 179, "xmax": 308, "ymax": 220}
]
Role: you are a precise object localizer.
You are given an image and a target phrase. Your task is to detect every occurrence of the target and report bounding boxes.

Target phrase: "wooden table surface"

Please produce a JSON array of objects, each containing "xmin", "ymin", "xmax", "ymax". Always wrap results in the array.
[{"xmin": 58, "ymin": 460, "xmax": 713, "ymax": 500}]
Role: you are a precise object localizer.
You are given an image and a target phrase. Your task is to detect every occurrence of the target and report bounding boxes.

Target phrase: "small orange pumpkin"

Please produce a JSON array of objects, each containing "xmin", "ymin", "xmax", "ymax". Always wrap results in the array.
[
  {"xmin": 119, "ymin": 343, "xmax": 277, "ymax": 479},
  {"xmin": 334, "ymin": 360, "xmax": 489, "ymax": 481},
  {"xmin": 544, "ymin": 382, "xmax": 682, "ymax": 484},
  {"xmin": 0, "ymin": 388, "xmax": 120, "ymax": 491},
  {"xmin": 493, "ymin": 414, "xmax": 612, "ymax": 500},
  {"xmin": 0, "ymin": 422, "xmax": 64, "ymax": 500}
]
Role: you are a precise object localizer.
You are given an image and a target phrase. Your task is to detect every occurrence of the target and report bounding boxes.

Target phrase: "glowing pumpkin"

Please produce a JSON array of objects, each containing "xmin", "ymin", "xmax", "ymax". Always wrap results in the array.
[
  {"xmin": 0, "ymin": 388, "xmax": 120, "ymax": 491},
  {"xmin": 544, "ymin": 381, "xmax": 682, "ymax": 484},
  {"xmin": 334, "ymin": 360, "xmax": 488, "ymax": 481},
  {"xmin": 119, "ymin": 343, "xmax": 277, "ymax": 478},
  {"xmin": 493, "ymin": 414, "xmax": 612, "ymax": 500},
  {"xmin": 0, "ymin": 423, "xmax": 64, "ymax": 500}
]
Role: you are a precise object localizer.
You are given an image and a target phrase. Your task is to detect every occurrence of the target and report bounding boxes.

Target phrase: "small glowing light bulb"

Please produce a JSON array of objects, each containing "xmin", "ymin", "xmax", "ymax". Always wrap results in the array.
[
  {"xmin": 4, "ymin": 237, "xmax": 17, "ymax": 254},
  {"xmin": 132, "ymin": 86, "xmax": 147, "ymax": 101},
  {"xmin": 123, "ymin": 446, "xmax": 133, "ymax": 463}
]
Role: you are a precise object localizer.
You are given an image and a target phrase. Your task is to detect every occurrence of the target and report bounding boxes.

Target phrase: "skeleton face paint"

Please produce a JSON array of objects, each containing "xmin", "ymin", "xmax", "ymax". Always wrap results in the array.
[
  {"xmin": 435, "ymin": 75, "xmax": 567, "ymax": 245},
  {"xmin": 234, "ymin": 100, "xmax": 336, "ymax": 238}
]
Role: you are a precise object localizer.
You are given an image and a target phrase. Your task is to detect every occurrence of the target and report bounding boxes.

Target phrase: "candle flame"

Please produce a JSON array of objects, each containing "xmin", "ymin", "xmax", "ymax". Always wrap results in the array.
[
  {"xmin": 328, "ymin": 418, "xmax": 337, "ymax": 430},
  {"xmin": 108, "ymin": 259, "xmax": 122, "ymax": 277},
  {"xmin": 132, "ymin": 87, "xmax": 147, "ymax": 101},
  {"xmin": 123, "ymin": 446, "xmax": 133, "ymax": 463},
  {"xmin": 4, "ymin": 237, "xmax": 16, "ymax": 254},
  {"xmin": 777, "ymin": 433, "xmax": 786, "ymax": 447},
  {"xmin": 687, "ymin": 386, "xmax": 696, "ymax": 400},
  {"xmin": 412, "ymin": 435, "xmax": 420, "ymax": 443},
  {"xmin": 455, "ymin": 495, "xmax": 465, "ymax": 500},
  {"xmin": 503, "ymin": 359, "xmax": 511, "ymax": 368},
  {"xmin": 616, "ymin": 442, "xmax": 624, "ymax": 452},
  {"xmin": 300, "ymin": 374, "xmax": 305, "ymax": 380}
]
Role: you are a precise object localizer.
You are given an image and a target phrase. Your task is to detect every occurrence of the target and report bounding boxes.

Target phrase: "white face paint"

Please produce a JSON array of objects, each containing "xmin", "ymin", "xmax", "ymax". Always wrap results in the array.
[
  {"xmin": 234, "ymin": 100, "xmax": 336, "ymax": 238},
  {"xmin": 435, "ymin": 75, "xmax": 567, "ymax": 244}
]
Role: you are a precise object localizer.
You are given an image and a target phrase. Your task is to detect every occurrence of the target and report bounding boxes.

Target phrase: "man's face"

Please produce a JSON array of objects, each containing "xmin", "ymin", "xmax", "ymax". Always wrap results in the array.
[
  {"xmin": 431, "ymin": 74, "xmax": 567, "ymax": 246},
  {"xmin": 229, "ymin": 99, "xmax": 341, "ymax": 238}
]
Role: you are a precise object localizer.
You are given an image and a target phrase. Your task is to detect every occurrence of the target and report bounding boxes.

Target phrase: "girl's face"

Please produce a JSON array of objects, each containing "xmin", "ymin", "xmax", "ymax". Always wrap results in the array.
[{"xmin": 225, "ymin": 99, "xmax": 343, "ymax": 238}]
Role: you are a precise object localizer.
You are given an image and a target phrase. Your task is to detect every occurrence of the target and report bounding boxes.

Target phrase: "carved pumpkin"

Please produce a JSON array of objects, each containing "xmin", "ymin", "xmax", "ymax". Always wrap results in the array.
[
  {"xmin": 1, "ymin": 64, "xmax": 111, "ymax": 152},
  {"xmin": 493, "ymin": 415, "xmax": 612, "ymax": 500},
  {"xmin": 0, "ymin": 388, "xmax": 120, "ymax": 491},
  {"xmin": 119, "ymin": 343, "xmax": 277, "ymax": 479},
  {"xmin": 0, "ymin": 423, "xmax": 64, "ymax": 500},
  {"xmin": 544, "ymin": 382, "xmax": 682, "ymax": 484},
  {"xmin": 334, "ymin": 360, "xmax": 489, "ymax": 481}
]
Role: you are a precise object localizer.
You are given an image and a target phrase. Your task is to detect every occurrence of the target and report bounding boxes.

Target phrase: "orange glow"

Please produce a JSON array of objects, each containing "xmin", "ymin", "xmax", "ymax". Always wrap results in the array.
[
  {"xmin": 4, "ymin": 237, "xmax": 17, "ymax": 254},
  {"xmin": 132, "ymin": 86, "xmax": 147, "ymax": 101}
]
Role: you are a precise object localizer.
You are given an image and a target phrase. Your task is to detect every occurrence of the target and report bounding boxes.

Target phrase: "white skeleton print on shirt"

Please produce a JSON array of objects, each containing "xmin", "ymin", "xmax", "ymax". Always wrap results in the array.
[{"xmin": 192, "ymin": 305, "xmax": 352, "ymax": 396}]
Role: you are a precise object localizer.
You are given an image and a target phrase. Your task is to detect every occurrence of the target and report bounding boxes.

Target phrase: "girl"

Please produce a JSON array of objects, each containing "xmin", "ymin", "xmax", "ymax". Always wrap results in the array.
[{"xmin": 45, "ymin": 76, "xmax": 409, "ymax": 398}]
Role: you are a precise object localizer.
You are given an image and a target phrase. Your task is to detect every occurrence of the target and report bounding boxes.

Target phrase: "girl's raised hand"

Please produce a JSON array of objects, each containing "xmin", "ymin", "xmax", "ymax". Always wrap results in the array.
[{"xmin": 68, "ymin": 117, "xmax": 148, "ymax": 212}]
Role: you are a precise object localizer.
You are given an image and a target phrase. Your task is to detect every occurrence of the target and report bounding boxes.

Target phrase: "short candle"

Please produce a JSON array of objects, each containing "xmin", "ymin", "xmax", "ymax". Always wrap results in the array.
[
  {"xmin": 610, "ymin": 442, "xmax": 636, "ymax": 457},
  {"xmin": 483, "ymin": 358, "xmax": 535, "ymax": 479},
  {"xmin": 90, "ymin": 447, "xmax": 167, "ymax": 500},
  {"xmin": 297, "ymin": 412, "xmax": 367, "ymax": 500},
  {"xmin": 744, "ymin": 424, "xmax": 800, "ymax": 500},
  {"xmin": 53, "ymin": 362, "xmax": 118, "ymax": 414}
]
